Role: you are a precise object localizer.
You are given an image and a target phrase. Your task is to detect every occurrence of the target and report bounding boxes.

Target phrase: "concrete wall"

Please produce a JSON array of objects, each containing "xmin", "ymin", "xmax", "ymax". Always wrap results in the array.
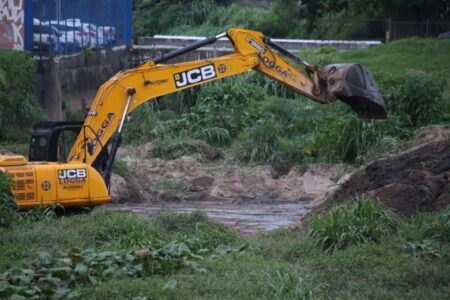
[{"xmin": 35, "ymin": 47, "xmax": 129, "ymax": 120}]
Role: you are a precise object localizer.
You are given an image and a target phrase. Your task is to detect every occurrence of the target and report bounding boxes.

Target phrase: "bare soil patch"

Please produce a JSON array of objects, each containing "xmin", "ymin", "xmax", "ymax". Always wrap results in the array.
[
  {"xmin": 108, "ymin": 147, "xmax": 352, "ymax": 232},
  {"xmin": 327, "ymin": 127, "xmax": 450, "ymax": 216}
]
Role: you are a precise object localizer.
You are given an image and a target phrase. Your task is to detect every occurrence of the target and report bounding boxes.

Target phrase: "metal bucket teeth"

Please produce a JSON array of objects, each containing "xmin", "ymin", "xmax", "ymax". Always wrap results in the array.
[{"xmin": 323, "ymin": 64, "xmax": 387, "ymax": 119}]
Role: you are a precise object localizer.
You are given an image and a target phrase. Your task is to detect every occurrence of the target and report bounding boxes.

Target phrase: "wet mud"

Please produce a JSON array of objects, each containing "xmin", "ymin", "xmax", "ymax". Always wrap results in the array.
[{"xmin": 109, "ymin": 199, "xmax": 310, "ymax": 234}]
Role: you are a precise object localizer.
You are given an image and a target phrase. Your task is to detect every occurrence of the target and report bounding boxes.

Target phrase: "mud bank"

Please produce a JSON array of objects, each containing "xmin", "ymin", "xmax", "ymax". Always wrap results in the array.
[{"xmin": 329, "ymin": 128, "xmax": 450, "ymax": 216}]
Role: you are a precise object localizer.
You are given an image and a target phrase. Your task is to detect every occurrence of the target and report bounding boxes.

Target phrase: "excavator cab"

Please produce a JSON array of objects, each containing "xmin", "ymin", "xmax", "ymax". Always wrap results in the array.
[
  {"xmin": 29, "ymin": 121, "xmax": 84, "ymax": 162},
  {"xmin": 29, "ymin": 121, "xmax": 109, "ymax": 172}
]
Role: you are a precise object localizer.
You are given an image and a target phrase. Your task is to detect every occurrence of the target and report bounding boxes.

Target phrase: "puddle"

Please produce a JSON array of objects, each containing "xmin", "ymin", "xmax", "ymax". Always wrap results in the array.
[{"xmin": 107, "ymin": 200, "xmax": 310, "ymax": 234}]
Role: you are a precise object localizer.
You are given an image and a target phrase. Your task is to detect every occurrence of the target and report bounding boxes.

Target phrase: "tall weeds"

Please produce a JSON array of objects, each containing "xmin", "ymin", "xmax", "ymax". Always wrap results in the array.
[
  {"xmin": 0, "ymin": 174, "xmax": 16, "ymax": 228},
  {"xmin": 308, "ymin": 197, "xmax": 399, "ymax": 253}
]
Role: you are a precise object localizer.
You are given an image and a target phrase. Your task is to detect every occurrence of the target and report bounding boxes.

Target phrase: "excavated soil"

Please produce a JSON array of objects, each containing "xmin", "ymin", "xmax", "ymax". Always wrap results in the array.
[
  {"xmin": 108, "ymin": 144, "xmax": 351, "ymax": 233},
  {"xmin": 104, "ymin": 127, "xmax": 450, "ymax": 232},
  {"xmin": 325, "ymin": 127, "xmax": 450, "ymax": 216}
]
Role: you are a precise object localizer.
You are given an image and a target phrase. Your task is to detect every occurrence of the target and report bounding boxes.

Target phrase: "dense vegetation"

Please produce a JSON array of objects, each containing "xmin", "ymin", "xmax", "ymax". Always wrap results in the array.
[
  {"xmin": 0, "ymin": 51, "xmax": 46, "ymax": 142},
  {"xmin": 1, "ymin": 197, "xmax": 449, "ymax": 298},
  {"xmin": 134, "ymin": 0, "xmax": 450, "ymax": 39},
  {"xmin": 124, "ymin": 37, "xmax": 450, "ymax": 168}
]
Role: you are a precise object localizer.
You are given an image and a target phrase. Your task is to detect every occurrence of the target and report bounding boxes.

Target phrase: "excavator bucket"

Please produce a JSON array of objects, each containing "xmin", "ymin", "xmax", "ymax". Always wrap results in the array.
[{"xmin": 323, "ymin": 64, "xmax": 387, "ymax": 119}]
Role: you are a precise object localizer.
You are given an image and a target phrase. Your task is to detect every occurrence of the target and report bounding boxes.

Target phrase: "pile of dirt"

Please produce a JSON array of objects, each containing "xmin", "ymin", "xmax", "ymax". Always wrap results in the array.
[
  {"xmin": 329, "ymin": 128, "xmax": 450, "ymax": 216},
  {"xmin": 207, "ymin": 163, "xmax": 344, "ymax": 203},
  {"xmin": 111, "ymin": 148, "xmax": 351, "ymax": 205}
]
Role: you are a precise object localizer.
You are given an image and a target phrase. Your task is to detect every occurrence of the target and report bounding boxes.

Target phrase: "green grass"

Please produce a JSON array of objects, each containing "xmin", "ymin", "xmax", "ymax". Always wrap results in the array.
[
  {"xmin": 1, "ymin": 206, "xmax": 450, "ymax": 299},
  {"xmin": 308, "ymin": 197, "xmax": 400, "ymax": 253},
  {"xmin": 302, "ymin": 38, "xmax": 450, "ymax": 102},
  {"xmin": 306, "ymin": 38, "xmax": 450, "ymax": 120},
  {"xmin": 328, "ymin": 38, "xmax": 450, "ymax": 77}
]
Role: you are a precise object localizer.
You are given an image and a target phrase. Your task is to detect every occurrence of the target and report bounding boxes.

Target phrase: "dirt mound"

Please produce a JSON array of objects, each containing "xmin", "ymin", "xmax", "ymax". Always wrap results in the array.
[
  {"xmin": 330, "ymin": 128, "xmax": 450, "ymax": 216},
  {"xmin": 111, "ymin": 146, "xmax": 352, "ymax": 205}
]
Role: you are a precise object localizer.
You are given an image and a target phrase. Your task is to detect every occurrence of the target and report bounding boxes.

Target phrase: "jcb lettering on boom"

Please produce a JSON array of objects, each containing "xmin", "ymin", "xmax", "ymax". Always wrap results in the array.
[{"xmin": 174, "ymin": 64, "xmax": 216, "ymax": 88}]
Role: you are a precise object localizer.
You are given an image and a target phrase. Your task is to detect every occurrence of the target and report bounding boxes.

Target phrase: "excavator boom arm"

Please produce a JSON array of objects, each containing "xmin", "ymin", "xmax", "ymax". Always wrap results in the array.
[{"xmin": 67, "ymin": 28, "xmax": 386, "ymax": 167}]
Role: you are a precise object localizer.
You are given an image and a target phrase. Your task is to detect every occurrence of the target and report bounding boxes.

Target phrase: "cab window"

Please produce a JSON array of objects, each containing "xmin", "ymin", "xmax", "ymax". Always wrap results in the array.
[
  {"xmin": 57, "ymin": 130, "xmax": 77, "ymax": 162},
  {"xmin": 29, "ymin": 136, "xmax": 48, "ymax": 161}
]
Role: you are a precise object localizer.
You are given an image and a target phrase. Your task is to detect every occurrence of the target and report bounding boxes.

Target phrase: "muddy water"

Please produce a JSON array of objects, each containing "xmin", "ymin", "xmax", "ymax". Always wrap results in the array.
[{"xmin": 107, "ymin": 199, "xmax": 310, "ymax": 234}]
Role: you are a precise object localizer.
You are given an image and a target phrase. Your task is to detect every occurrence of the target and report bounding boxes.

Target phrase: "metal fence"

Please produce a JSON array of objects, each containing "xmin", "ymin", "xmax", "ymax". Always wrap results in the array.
[
  {"xmin": 30, "ymin": 0, "xmax": 132, "ymax": 57},
  {"xmin": 315, "ymin": 18, "xmax": 450, "ymax": 41},
  {"xmin": 388, "ymin": 20, "xmax": 450, "ymax": 40}
]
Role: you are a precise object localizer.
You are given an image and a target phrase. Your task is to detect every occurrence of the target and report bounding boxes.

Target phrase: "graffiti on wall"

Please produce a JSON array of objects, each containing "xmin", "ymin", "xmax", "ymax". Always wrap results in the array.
[{"xmin": 0, "ymin": 0, "xmax": 24, "ymax": 50}]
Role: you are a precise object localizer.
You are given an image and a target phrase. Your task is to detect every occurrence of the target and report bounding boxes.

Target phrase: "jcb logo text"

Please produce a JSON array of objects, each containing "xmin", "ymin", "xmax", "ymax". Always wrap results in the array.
[
  {"xmin": 174, "ymin": 64, "xmax": 216, "ymax": 88},
  {"xmin": 58, "ymin": 169, "xmax": 87, "ymax": 185},
  {"xmin": 58, "ymin": 169, "xmax": 86, "ymax": 179}
]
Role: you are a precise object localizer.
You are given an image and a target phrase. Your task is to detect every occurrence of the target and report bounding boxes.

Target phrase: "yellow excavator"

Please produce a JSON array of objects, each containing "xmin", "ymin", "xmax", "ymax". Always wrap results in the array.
[{"xmin": 0, "ymin": 28, "xmax": 387, "ymax": 209}]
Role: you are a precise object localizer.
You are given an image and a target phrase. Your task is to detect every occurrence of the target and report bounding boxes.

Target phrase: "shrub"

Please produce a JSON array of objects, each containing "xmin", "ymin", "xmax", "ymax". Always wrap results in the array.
[
  {"xmin": 154, "ymin": 211, "xmax": 239, "ymax": 249},
  {"xmin": 410, "ymin": 208, "xmax": 450, "ymax": 244},
  {"xmin": 264, "ymin": 269, "xmax": 324, "ymax": 300},
  {"xmin": 0, "ymin": 51, "xmax": 46, "ymax": 141},
  {"xmin": 313, "ymin": 108, "xmax": 413, "ymax": 163},
  {"xmin": 152, "ymin": 137, "xmax": 208, "ymax": 160},
  {"xmin": 233, "ymin": 117, "xmax": 282, "ymax": 163},
  {"xmin": 123, "ymin": 105, "xmax": 159, "ymax": 144},
  {"xmin": 0, "ymin": 174, "xmax": 17, "ymax": 228},
  {"xmin": 112, "ymin": 158, "xmax": 131, "ymax": 179},
  {"xmin": 190, "ymin": 75, "xmax": 264, "ymax": 138},
  {"xmin": 313, "ymin": 113, "xmax": 383, "ymax": 163},
  {"xmin": 308, "ymin": 197, "xmax": 399, "ymax": 253},
  {"xmin": 0, "ymin": 232, "xmax": 241, "ymax": 299},
  {"xmin": 386, "ymin": 71, "xmax": 447, "ymax": 127},
  {"xmin": 134, "ymin": 0, "xmax": 270, "ymax": 37}
]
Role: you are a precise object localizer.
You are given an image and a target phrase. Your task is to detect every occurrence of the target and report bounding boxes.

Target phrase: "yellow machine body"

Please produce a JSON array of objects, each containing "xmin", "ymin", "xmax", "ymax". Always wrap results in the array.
[{"xmin": 0, "ymin": 156, "xmax": 109, "ymax": 209}]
